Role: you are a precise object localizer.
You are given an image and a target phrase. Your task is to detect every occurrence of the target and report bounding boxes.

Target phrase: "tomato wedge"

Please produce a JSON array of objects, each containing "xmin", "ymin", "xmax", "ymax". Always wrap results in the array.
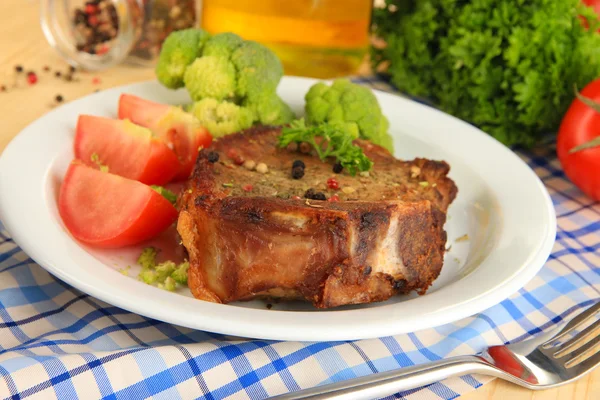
[
  {"xmin": 59, "ymin": 163, "xmax": 178, "ymax": 248},
  {"xmin": 74, "ymin": 115, "xmax": 180, "ymax": 185},
  {"xmin": 118, "ymin": 94, "xmax": 212, "ymax": 181}
]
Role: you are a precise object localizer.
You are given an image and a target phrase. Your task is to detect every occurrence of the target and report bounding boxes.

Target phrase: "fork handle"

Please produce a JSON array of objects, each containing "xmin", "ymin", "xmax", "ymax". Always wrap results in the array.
[{"xmin": 271, "ymin": 355, "xmax": 498, "ymax": 400}]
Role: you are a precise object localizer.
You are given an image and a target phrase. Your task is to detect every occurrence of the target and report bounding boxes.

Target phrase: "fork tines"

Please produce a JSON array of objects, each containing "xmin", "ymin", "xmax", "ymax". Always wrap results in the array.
[{"xmin": 542, "ymin": 301, "xmax": 600, "ymax": 369}]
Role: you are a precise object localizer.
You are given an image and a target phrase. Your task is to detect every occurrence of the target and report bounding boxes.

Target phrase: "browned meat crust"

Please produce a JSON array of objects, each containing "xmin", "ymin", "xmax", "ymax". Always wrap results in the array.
[{"xmin": 177, "ymin": 126, "xmax": 457, "ymax": 308}]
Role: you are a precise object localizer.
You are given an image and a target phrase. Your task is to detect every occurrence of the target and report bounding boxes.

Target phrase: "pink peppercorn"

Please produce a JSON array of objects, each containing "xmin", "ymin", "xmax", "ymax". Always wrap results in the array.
[
  {"xmin": 27, "ymin": 72, "xmax": 38, "ymax": 85},
  {"xmin": 326, "ymin": 177, "xmax": 339, "ymax": 190}
]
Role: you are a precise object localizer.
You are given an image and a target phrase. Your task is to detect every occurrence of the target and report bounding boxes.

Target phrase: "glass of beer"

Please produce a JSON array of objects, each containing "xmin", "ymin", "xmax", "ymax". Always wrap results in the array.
[{"xmin": 200, "ymin": 0, "xmax": 372, "ymax": 78}]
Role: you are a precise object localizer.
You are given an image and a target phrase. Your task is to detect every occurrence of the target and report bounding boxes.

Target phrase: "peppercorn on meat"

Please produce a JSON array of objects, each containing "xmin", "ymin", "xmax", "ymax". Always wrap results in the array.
[{"xmin": 177, "ymin": 126, "xmax": 457, "ymax": 308}]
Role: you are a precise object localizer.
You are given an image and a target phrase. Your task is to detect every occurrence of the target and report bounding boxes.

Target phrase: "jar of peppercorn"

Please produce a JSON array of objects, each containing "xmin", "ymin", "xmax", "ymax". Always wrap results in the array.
[{"xmin": 40, "ymin": 0, "xmax": 198, "ymax": 70}]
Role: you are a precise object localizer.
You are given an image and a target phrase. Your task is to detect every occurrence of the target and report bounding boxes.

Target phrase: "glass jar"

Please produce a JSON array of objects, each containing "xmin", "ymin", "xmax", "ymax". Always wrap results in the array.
[
  {"xmin": 40, "ymin": 0, "xmax": 198, "ymax": 71},
  {"xmin": 199, "ymin": 0, "xmax": 372, "ymax": 78}
]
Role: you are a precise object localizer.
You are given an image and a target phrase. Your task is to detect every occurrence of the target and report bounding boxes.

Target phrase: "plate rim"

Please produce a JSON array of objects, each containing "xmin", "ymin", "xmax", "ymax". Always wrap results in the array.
[{"xmin": 0, "ymin": 77, "xmax": 556, "ymax": 341}]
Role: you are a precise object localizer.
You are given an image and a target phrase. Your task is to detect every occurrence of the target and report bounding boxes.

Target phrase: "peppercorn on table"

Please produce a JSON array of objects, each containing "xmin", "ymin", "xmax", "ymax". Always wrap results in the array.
[{"xmin": 0, "ymin": 1, "xmax": 599, "ymax": 399}]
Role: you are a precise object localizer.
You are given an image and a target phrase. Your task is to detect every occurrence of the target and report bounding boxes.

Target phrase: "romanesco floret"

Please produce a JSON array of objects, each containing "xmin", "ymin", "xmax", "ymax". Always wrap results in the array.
[
  {"xmin": 184, "ymin": 56, "xmax": 237, "ymax": 101},
  {"xmin": 155, "ymin": 29, "xmax": 210, "ymax": 89},
  {"xmin": 189, "ymin": 98, "xmax": 255, "ymax": 137},
  {"xmin": 304, "ymin": 79, "xmax": 393, "ymax": 153}
]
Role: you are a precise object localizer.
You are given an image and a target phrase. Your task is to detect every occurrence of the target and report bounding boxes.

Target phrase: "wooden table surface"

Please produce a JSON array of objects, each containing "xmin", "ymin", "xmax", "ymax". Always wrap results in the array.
[{"xmin": 0, "ymin": 1, "xmax": 598, "ymax": 399}]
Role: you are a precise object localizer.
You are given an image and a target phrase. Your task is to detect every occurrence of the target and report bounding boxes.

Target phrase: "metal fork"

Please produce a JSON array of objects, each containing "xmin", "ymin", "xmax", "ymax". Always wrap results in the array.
[{"xmin": 272, "ymin": 301, "xmax": 600, "ymax": 400}]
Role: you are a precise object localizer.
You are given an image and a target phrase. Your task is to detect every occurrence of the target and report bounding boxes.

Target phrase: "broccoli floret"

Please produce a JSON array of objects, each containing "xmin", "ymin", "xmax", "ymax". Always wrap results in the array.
[
  {"xmin": 171, "ymin": 261, "xmax": 189, "ymax": 285},
  {"xmin": 231, "ymin": 41, "xmax": 284, "ymax": 99},
  {"xmin": 156, "ymin": 30, "xmax": 294, "ymax": 137},
  {"xmin": 202, "ymin": 32, "xmax": 244, "ymax": 59},
  {"xmin": 304, "ymin": 79, "xmax": 393, "ymax": 153},
  {"xmin": 136, "ymin": 247, "xmax": 189, "ymax": 291},
  {"xmin": 189, "ymin": 98, "xmax": 255, "ymax": 137},
  {"xmin": 184, "ymin": 56, "xmax": 236, "ymax": 101},
  {"xmin": 163, "ymin": 276, "xmax": 177, "ymax": 291},
  {"xmin": 139, "ymin": 268, "xmax": 157, "ymax": 284},
  {"xmin": 137, "ymin": 247, "xmax": 157, "ymax": 269},
  {"xmin": 155, "ymin": 29, "xmax": 210, "ymax": 89},
  {"xmin": 244, "ymin": 92, "xmax": 295, "ymax": 125},
  {"xmin": 155, "ymin": 261, "xmax": 176, "ymax": 282}
]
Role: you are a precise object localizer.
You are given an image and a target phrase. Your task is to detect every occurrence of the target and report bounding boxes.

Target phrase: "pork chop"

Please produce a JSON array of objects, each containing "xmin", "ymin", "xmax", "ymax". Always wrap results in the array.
[{"xmin": 177, "ymin": 126, "xmax": 457, "ymax": 308}]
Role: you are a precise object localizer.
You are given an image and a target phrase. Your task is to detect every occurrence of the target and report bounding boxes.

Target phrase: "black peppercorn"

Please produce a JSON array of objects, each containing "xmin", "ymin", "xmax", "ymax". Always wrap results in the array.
[
  {"xmin": 55, "ymin": 95, "xmax": 64, "ymax": 103},
  {"xmin": 363, "ymin": 266, "xmax": 372, "ymax": 276},
  {"xmin": 291, "ymin": 166, "xmax": 305, "ymax": 179},
  {"xmin": 292, "ymin": 160, "xmax": 305, "ymax": 169},
  {"xmin": 313, "ymin": 192, "xmax": 327, "ymax": 201},
  {"xmin": 207, "ymin": 151, "xmax": 219, "ymax": 163},
  {"xmin": 304, "ymin": 189, "xmax": 326, "ymax": 201},
  {"xmin": 333, "ymin": 162, "xmax": 343, "ymax": 173},
  {"xmin": 304, "ymin": 188, "xmax": 315, "ymax": 199},
  {"xmin": 55, "ymin": 71, "xmax": 62, "ymax": 78},
  {"xmin": 15, "ymin": 65, "xmax": 23, "ymax": 73}
]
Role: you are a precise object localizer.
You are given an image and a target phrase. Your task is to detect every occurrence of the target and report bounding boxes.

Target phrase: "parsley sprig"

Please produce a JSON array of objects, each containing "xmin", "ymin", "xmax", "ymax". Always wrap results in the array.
[{"xmin": 278, "ymin": 119, "xmax": 373, "ymax": 176}]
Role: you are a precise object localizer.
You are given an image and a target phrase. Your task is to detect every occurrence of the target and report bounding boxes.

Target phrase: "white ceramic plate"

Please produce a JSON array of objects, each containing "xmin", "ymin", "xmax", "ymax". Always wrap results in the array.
[{"xmin": 0, "ymin": 77, "xmax": 556, "ymax": 341}]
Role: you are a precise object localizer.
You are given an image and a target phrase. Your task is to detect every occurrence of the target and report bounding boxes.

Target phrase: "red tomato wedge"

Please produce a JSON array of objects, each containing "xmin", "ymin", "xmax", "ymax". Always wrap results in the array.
[
  {"xmin": 118, "ymin": 94, "xmax": 212, "ymax": 181},
  {"xmin": 74, "ymin": 115, "xmax": 180, "ymax": 185},
  {"xmin": 58, "ymin": 163, "xmax": 178, "ymax": 248}
]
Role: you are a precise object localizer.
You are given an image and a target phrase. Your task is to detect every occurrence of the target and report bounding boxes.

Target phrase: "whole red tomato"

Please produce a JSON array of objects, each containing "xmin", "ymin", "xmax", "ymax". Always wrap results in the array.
[
  {"xmin": 583, "ymin": 0, "xmax": 600, "ymax": 16},
  {"xmin": 581, "ymin": 0, "xmax": 600, "ymax": 30},
  {"xmin": 557, "ymin": 79, "xmax": 600, "ymax": 201}
]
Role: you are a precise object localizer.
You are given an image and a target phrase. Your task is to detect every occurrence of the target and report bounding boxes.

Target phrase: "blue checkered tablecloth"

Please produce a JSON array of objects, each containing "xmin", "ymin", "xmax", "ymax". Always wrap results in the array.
[{"xmin": 1, "ymin": 78, "xmax": 599, "ymax": 400}]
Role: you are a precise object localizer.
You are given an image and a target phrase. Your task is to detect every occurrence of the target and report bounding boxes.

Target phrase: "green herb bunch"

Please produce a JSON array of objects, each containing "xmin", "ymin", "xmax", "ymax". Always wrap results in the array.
[
  {"xmin": 372, "ymin": 0, "xmax": 600, "ymax": 147},
  {"xmin": 279, "ymin": 119, "xmax": 373, "ymax": 175}
]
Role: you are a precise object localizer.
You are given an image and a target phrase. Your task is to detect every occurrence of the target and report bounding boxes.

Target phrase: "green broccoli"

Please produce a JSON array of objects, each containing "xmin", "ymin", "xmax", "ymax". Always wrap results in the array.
[
  {"xmin": 184, "ymin": 56, "xmax": 237, "ymax": 101},
  {"xmin": 155, "ymin": 261, "xmax": 176, "ymax": 282},
  {"xmin": 171, "ymin": 261, "xmax": 189, "ymax": 285},
  {"xmin": 304, "ymin": 79, "xmax": 393, "ymax": 153},
  {"xmin": 139, "ymin": 269, "xmax": 158, "ymax": 284},
  {"xmin": 189, "ymin": 98, "xmax": 255, "ymax": 137},
  {"xmin": 156, "ymin": 30, "xmax": 295, "ymax": 137},
  {"xmin": 202, "ymin": 32, "xmax": 244, "ymax": 59},
  {"xmin": 231, "ymin": 41, "xmax": 284, "ymax": 99},
  {"xmin": 155, "ymin": 29, "xmax": 210, "ymax": 89},
  {"xmin": 137, "ymin": 247, "xmax": 157, "ymax": 270},
  {"xmin": 244, "ymin": 92, "xmax": 295, "ymax": 126},
  {"xmin": 162, "ymin": 276, "xmax": 177, "ymax": 291}
]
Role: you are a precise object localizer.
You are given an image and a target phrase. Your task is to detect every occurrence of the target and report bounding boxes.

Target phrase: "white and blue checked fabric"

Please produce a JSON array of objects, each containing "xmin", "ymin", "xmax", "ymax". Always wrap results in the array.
[{"xmin": 1, "ymin": 77, "xmax": 599, "ymax": 400}]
